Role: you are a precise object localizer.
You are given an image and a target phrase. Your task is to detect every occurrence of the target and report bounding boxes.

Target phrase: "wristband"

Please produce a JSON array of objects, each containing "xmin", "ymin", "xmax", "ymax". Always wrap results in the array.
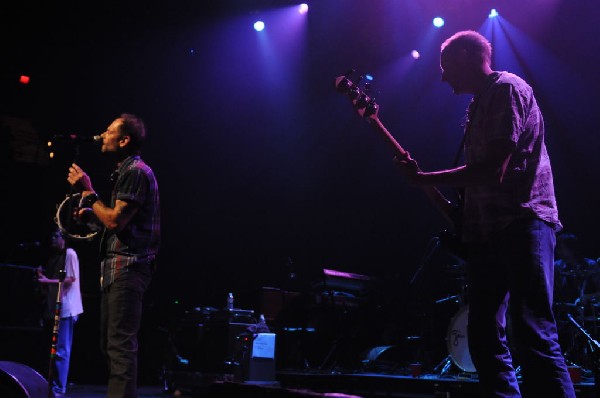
[{"xmin": 84, "ymin": 192, "xmax": 99, "ymax": 207}]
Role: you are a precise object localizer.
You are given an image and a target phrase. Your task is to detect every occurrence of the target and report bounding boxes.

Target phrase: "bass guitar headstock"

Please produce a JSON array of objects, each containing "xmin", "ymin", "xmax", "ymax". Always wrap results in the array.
[{"xmin": 334, "ymin": 69, "xmax": 379, "ymax": 118}]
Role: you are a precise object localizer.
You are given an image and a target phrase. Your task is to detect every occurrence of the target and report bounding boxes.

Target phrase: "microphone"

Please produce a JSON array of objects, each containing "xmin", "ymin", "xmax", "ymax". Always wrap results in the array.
[
  {"xmin": 17, "ymin": 241, "xmax": 41, "ymax": 248},
  {"xmin": 51, "ymin": 134, "xmax": 102, "ymax": 143}
]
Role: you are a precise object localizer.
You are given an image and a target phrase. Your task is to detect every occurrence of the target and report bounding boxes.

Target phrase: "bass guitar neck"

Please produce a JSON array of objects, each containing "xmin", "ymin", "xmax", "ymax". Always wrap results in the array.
[{"xmin": 335, "ymin": 71, "xmax": 457, "ymax": 229}]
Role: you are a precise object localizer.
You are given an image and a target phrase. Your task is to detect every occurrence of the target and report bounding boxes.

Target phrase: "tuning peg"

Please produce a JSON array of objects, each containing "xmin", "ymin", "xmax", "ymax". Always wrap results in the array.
[
  {"xmin": 364, "ymin": 98, "xmax": 379, "ymax": 118},
  {"xmin": 347, "ymin": 85, "xmax": 361, "ymax": 101},
  {"xmin": 354, "ymin": 92, "xmax": 370, "ymax": 110},
  {"xmin": 334, "ymin": 69, "xmax": 356, "ymax": 92}
]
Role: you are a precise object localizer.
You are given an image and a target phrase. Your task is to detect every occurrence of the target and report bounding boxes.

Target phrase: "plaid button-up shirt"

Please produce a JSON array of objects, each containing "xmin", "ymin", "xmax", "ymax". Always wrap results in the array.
[
  {"xmin": 100, "ymin": 155, "xmax": 160, "ymax": 288},
  {"xmin": 461, "ymin": 71, "xmax": 561, "ymax": 243}
]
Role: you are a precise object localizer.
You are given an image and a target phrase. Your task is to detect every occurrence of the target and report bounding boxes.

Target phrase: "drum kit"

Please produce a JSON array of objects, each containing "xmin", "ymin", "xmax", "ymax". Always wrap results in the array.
[{"xmin": 429, "ymin": 257, "xmax": 600, "ymax": 377}]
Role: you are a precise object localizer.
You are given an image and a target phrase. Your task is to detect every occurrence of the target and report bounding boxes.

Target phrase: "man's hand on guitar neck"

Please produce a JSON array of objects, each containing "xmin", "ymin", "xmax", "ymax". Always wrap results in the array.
[{"xmin": 393, "ymin": 153, "xmax": 422, "ymax": 185}]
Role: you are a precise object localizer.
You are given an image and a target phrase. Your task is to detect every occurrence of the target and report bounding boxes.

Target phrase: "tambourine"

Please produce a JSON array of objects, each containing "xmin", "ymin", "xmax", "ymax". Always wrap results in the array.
[{"xmin": 55, "ymin": 193, "xmax": 102, "ymax": 240}]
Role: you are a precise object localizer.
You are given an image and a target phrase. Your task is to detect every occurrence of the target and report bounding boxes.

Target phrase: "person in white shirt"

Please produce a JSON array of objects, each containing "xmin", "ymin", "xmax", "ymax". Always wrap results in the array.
[{"xmin": 37, "ymin": 228, "xmax": 84, "ymax": 396}]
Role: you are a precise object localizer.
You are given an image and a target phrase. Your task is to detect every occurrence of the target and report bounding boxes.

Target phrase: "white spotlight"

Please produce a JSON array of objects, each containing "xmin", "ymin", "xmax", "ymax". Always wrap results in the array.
[
  {"xmin": 489, "ymin": 9, "xmax": 499, "ymax": 18},
  {"xmin": 298, "ymin": 4, "xmax": 308, "ymax": 14},
  {"xmin": 254, "ymin": 21, "xmax": 265, "ymax": 31},
  {"xmin": 411, "ymin": 50, "xmax": 420, "ymax": 60},
  {"xmin": 433, "ymin": 17, "xmax": 445, "ymax": 28}
]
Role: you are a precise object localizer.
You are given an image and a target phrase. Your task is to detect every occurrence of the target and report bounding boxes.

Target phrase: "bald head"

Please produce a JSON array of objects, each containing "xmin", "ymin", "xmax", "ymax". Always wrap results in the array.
[
  {"xmin": 441, "ymin": 30, "xmax": 492, "ymax": 68},
  {"xmin": 440, "ymin": 30, "xmax": 494, "ymax": 95}
]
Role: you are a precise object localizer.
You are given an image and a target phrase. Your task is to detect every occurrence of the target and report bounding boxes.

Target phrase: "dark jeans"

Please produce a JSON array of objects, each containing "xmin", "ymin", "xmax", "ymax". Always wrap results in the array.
[
  {"xmin": 100, "ymin": 264, "xmax": 151, "ymax": 398},
  {"xmin": 466, "ymin": 218, "xmax": 575, "ymax": 398}
]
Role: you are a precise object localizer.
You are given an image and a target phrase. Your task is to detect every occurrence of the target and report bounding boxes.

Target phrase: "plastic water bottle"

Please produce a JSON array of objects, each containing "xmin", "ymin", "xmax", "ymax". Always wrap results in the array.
[
  {"xmin": 227, "ymin": 292, "xmax": 234, "ymax": 310},
  {"xmin": 257, "ymin": 314, "xmax": 270, "ymax": 332}
]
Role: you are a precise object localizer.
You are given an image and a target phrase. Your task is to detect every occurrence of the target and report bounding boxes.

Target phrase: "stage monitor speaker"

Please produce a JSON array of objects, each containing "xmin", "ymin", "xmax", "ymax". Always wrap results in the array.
[
  {"xmin": 0, "ymin": 361, "xmax": 48, "ymax": 398},
  {"xmin": 236, "ymin": 333, "xmax": 276, "ymax": 382}
]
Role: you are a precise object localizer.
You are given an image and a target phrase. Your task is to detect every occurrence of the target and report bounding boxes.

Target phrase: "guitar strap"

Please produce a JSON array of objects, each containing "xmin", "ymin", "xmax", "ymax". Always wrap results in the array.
[
  {"xmin": 454, "ymin": 101, "xmax": 472, "ymax": 166},
  {"xmin": 453, "ymin": 97, "xmax": 480, "ymax": 204}
]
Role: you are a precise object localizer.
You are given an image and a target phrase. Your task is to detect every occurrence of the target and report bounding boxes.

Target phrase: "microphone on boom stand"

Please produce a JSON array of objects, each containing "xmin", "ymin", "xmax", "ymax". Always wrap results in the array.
[{"xmin": 50, "ymin": 134, "xmax": 102, "ymax": 144}]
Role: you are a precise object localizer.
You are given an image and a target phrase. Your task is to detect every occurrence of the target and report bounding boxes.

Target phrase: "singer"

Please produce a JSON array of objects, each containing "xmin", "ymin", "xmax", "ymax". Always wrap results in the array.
[{"xmin": 67, "ymin": 113, "xmax": 160, "ymax": 398}]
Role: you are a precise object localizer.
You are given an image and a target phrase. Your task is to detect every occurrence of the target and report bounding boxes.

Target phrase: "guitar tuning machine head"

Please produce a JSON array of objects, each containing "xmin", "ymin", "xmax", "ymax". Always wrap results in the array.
[
  {"xmin": 335, "ymin": 76, "xmax": 353, "ymax": 93},
  {"xmin": 364, "ymin": 100, "xmax": 378, "ymax": 118},
  {"xmin": 354, "ymin": 92, "xmax": 370, "ymax": 110},
  {"xmin": 347, "ymin": 85, "xmax": 361, "ymax": 100}
]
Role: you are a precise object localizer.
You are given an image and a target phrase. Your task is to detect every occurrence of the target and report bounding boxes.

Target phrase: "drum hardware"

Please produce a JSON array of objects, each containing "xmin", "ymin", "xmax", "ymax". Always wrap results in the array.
[
  {"xmin": 566, "ymin": 314, "xmax": 600, "ymax": 393},
  {"xmin": 555, "ymin": 300, "xmax": 594, "ymax": 371},
  {"xmin": 433, "ymin": 355, "xmax": 454, "ymax": 376},
  {"xmin": 554, "ymin": 257, "xmax": 600, "ymax": 370}
]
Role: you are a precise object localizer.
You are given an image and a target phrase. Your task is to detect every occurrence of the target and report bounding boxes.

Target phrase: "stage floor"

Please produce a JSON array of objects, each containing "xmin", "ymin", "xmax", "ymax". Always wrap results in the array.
[
  {"xmin": 55, "ymin": 370, "xmax": 596, "ymax": 398},
  {"xmin": 59, "ymin": 385, "xmax": 166, "ymax": 398},
  {"xmin": 277, "ymin": 370, "xmax": 597, "ymax": 398}
]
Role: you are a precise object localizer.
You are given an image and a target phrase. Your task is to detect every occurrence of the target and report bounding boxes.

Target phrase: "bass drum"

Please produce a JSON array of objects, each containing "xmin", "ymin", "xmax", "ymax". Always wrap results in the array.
[{"xmin": 447, "ymin": 305, "xmax": 476, "ymax": 373}]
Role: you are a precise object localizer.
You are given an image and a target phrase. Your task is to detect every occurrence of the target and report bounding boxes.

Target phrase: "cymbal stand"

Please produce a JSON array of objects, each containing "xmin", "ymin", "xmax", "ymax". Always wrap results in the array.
[
  {"xmin": 433, "ymin": 355, "xmax": 454, "ymax": 376},
  {"xmin": 567, "ymin": 313, "xmax": 600, "ymax": 398},
  {"xmin": 563, "ymin": 271, "xmax": 592, "ymax": 369},
  {"xmin": 409, "ymin": 236, "xmax": 441, "ymax": 286}
]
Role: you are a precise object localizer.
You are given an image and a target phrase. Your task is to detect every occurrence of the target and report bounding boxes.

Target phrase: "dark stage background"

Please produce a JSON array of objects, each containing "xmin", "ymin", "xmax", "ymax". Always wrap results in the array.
[{"xmin": 1, "ymin": 0, "xmax": 599, "ymax": 384}]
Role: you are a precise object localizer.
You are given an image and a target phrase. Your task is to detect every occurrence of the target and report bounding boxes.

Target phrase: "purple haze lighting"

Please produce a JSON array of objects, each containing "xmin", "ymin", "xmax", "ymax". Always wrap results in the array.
[{"xmin": 298, "ymin": 4, "xmax": 308, "ymax": 14}]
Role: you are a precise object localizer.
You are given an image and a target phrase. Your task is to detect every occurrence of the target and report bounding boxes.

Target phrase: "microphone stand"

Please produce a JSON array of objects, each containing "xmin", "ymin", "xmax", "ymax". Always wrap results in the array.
[
  {"xmin": 47, "ymin": 267, "xmax": 66, "ymax": 398},
  {"xmin": 567, "ymin": 313, "xmax": 600, "ymax": 398},
  {"xmin": 46, "ymin": 142, "xmax": 80, "ymax": 397}
]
